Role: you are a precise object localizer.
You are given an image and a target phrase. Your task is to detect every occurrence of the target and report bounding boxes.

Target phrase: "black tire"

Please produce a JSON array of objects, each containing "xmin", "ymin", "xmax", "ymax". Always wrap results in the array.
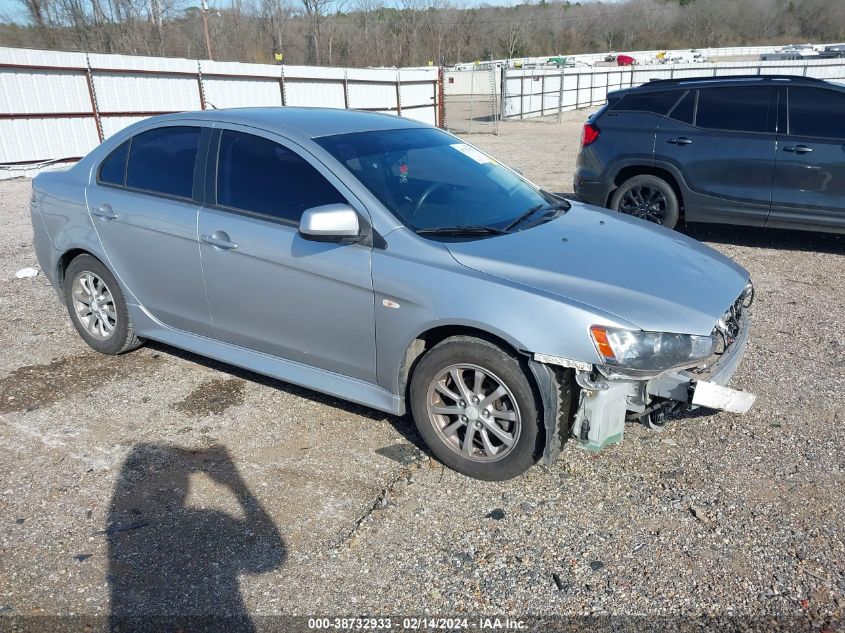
[
  {"xmin": 63, "ymin": 254, "xmax": 143, "ymax": 355},
  {"xmin": 610, "ymin": 174, "xmax": 680, "ymax": 229},
  {"xmin": 409, "ymin": 336, "xmax": 541, "ymax": 481}
]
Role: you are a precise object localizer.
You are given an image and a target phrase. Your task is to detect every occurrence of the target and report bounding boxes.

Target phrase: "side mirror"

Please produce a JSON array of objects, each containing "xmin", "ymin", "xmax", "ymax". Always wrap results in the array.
[{"xmin": 299, "ymin": 204, "xmax": 361, "ymax": 242}]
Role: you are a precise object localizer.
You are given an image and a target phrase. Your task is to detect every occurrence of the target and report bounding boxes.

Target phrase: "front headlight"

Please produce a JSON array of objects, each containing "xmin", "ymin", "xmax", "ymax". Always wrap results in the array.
[{"xmin": 590, "ymin": 325, "xmax": 716, "ymax": 374}]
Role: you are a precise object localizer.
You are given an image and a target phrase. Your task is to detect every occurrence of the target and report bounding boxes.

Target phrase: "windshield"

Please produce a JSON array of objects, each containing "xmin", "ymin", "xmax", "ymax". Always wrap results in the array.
[{"xmin": 315, "ymin": 127, "xmax": 558, "ymax": 232}]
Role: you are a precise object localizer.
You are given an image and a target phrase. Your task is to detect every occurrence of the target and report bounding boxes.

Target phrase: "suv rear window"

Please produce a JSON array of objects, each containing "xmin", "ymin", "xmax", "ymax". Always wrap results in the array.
[
  {"xmin": 611, "ymin": 90, "xmax": 680, "ymax": 116},
  {"xmin": 696, "ymin": 87, "xmax": 771, "ymax": 133},
  {"xmin": 668, "ymin": 90, "xmax": 696, "ymax": 125}
]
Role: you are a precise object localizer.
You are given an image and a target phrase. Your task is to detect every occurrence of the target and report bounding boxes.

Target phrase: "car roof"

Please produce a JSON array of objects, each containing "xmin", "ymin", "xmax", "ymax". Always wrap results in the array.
[
  {"xmin": 145, "ymin": 107, "xmax": 428, "ymax": 141},
  {"xmin": 608, "ymin": 74, "xmax": 842, "ymax": 99}
]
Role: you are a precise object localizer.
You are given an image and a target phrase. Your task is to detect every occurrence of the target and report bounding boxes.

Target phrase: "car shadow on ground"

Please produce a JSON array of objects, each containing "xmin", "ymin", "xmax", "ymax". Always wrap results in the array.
[
  {"xmin": 683, "ymin": 222, "xmax": 845, "ymax": 254},
  {"xmin": 106, "ymin": 443, "xmax": 285, "ymax": 632},
  {"xmin": 144, "ymin": 341, "xmax": 427, "ymax": 455}
]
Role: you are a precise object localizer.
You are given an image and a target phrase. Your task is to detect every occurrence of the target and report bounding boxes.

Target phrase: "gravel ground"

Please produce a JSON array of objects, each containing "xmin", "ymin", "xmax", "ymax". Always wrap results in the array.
[{"xmin": 1, "ymin": 112, "xmax": 844, "ymax": 631}]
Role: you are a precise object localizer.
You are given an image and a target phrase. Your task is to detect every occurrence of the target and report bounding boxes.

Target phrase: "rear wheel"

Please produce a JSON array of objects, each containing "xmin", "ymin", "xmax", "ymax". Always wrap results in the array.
[
  {"xmin": 409, "ymin": 336, "xmax": 541, "ymax": 480},
  {"xmin": 611, "ymin": 174, "xmax": 679, "ymax": 229},
  {"xmin": 64, "ymin": 254, "xmax": 143, "ymax": 355}
]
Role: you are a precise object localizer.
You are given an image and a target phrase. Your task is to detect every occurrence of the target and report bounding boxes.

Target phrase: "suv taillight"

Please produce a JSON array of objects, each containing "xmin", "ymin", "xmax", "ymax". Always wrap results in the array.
[{"xmin": 581, "ymin": 123, "xmax": 600, "ymax": 148}]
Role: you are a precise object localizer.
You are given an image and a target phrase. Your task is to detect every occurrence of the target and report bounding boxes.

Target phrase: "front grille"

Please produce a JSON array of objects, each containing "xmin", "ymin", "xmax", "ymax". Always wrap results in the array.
[{"xmin": 712, "ymin": 282, "xmax": 754, "ymax": 356}]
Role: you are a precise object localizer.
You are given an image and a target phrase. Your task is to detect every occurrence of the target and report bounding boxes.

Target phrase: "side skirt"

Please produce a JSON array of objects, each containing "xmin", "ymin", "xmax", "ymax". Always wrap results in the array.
[{"xmin": 128, "ymin": 304, "xmax": 403, "ymax": 416}]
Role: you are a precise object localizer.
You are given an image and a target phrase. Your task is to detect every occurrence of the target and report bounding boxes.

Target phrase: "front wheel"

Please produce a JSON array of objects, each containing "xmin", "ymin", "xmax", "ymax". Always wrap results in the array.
[
  {"xmin": 610, "ymin": 174, "xmax": 679, "ymax": 229},
  {"xmin": 409, "ymin": 336, "xmax": 541, "ymax": 481}
]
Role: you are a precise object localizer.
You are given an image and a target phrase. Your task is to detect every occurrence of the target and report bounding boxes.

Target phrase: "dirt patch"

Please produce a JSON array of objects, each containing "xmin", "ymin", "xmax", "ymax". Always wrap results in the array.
[
  {"xmin": 0, "ymin": 352, "xmax": 159, "ymax": 414},
  {"xmin": 171, "ymin": 377, "xmax": 245, "ymax": 417}
]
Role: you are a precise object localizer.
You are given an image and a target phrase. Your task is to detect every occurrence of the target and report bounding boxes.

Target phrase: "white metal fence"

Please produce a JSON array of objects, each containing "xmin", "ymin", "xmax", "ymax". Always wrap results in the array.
[
  {"xmin": 502, "ymin": 58, "xmax": 845, "ymax": 120},
  {"xmin": 482, "ymin": 43, "xmax": 842, "ymax": 73},
  {"xmin": 0, "ymin": 46, "xmax": 440, "ymax": 166}
]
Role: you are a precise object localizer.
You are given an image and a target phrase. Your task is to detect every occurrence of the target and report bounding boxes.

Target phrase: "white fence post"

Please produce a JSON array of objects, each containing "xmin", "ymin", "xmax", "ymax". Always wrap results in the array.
[
  {"xmin": 84, "ymin": 53, "xmax": 104, "ymax": 143},
  {"xmin": 557, "ymin": 68, "xmax": 564, "ymax": 123},
  {"xmin": 395, "ymin": 70, "xmax": 402, "ymax": 116},
  {"xmin": 500, "ymin": 67, "xmax": 507, "ymax": 121}
]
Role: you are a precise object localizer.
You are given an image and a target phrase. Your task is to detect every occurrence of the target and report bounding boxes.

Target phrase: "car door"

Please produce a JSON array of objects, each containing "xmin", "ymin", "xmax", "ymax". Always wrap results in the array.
[
  {"xmin": 655, "ymin": 85, "xmax": 777, "ymax": 226},
  {"xmin": 85, "ymin": 124, "xmax": 213, "ymax": 336},
  {"xmin": 197, "ymin": 126, "xmax": 377, "ymax": 383},
  {"xmin": 769, "ymin": 85, "xmax": 845, "ymax": 231}
]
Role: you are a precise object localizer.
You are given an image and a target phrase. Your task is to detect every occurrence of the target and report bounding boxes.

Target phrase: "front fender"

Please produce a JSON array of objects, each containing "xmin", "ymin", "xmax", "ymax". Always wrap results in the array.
[{"xmin": 372, "ymin": 228, "xmax": 630, "ymax": 398}]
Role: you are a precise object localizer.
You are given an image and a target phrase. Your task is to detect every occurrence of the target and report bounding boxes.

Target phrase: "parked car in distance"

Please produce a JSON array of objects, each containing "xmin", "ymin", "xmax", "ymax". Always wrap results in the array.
[
  {"xmin": 574, "ymin": 75, "xmax": 845, "ymax": 234},
  {"xmin": 32, "ymin": 108, "xmax": 755, "ymax": 481}
]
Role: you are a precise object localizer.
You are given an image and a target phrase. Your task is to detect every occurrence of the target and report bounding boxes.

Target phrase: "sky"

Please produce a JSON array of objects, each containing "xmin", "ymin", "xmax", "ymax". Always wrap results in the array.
[{"xmin": 0, "ymin": 0, "xmax": 23, "ymax": 22}]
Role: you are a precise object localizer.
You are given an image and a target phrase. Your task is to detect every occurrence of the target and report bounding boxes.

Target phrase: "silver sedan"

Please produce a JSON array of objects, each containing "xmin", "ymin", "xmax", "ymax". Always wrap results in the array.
[{"xmin": 30, "ymin": 107, "xmax": 755, "ymax": 480}]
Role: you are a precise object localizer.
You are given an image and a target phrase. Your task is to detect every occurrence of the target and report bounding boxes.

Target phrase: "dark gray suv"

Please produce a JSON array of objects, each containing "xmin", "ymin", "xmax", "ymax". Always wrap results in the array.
[{"xmin": 574, "ymin": 75, "xmax": 845, "ymax": 234}]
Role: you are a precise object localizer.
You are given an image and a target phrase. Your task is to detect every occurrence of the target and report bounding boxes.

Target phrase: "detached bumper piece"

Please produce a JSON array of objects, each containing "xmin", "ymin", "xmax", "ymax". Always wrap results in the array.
[
  {"xmin": 692, "ymin": 380, "xmax": 755, "ymax": 414},
  {"xmin": 571, "ymin": 304, "xmax": 755, "ymax": 452}
]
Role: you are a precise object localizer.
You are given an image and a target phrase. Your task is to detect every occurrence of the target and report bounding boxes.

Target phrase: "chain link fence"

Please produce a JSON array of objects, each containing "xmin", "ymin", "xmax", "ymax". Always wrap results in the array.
[{"xmin": 442, "ymin": 64, "xmax": 499, "ymax": 134}]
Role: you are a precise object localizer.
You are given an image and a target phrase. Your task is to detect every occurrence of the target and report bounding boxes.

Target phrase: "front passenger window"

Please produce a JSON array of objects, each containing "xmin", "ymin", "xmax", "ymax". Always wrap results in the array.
[{"xmin": 216, "ymin": 130, "xmax": 346, "ymax": 223}]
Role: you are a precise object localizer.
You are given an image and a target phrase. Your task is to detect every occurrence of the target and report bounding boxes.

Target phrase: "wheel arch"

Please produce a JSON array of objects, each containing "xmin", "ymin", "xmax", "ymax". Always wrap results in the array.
[
  {"xmin": 609, "ymin": 164, "xmax": 686, "ymax": 216},
  {"xmin": 397, "ymin": 323, "xmax": 529, "ymax": 413},
  {"xmin": 56, "ymin": 248, "xmax": 99, "ymax": 296}
]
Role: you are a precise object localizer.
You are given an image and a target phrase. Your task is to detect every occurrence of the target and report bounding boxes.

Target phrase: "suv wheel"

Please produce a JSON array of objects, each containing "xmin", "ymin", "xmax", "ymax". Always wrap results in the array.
[
  {"xmin": 409, "ymin": 336, "xmax": 541, "ymax": 481},
  {"xmin": 611, "ymin": 174, "xmax": 679, "ymax": 229},
  {"xmin": 64, "ymin": 254, "xmax": 143, "ymax": 355}
]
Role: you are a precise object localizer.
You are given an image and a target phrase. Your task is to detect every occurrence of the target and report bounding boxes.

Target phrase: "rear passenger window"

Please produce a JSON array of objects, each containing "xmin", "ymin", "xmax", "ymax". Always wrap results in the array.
[
  {"xmin": 612, "ymin": 91, "xmax": 680, "ymax": 115},
  {"xmin": 126, "ymin": 126, "xmax": 201, "ymax": 198},
  {"xmin": 99, "ymin": 140, "xmax": 129, "ymax": 186},
  {"xmin": 216, "ymin": 130, "xmax": 346, "ymax": 223},
  {"xmin": 669, "ymin": 90, "xmax": 696, "ymax": 125},
  {"xmin": 696, "ymin": 87, "xmax": 771, "ymax": 133},
  {"xmin": 788, "ymin": 87, "xmax": 845, "ymax": 139}
]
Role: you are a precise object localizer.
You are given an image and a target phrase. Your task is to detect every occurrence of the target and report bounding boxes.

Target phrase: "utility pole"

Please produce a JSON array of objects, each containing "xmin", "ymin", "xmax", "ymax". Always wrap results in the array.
[{"xmin": 200, "ymin": 0, "xmax": 214, "ymax": 60}]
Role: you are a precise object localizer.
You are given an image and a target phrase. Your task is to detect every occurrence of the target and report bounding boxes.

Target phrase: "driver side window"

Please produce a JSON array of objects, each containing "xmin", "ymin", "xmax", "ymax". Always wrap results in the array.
[{"xmin": 216, "ymin": 130, "xmax": 346, "ymax": 223}]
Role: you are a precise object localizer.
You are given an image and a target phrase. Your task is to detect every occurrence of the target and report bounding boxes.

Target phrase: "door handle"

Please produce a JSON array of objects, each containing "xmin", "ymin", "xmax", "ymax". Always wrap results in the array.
[
  {"xmin": 667, "ymin": 137, "xmax": 693, "ymax": 145},
  {"xmin": 91, "ymin": 203, "xmax": 118, "ymax": 220},
  {"xmin": 201, "ymin": 231, "xmax": 238, "ymax": 251},
  {"xmin": 783, "ymin": 145, "xmax": 813, "ymax": 154}
]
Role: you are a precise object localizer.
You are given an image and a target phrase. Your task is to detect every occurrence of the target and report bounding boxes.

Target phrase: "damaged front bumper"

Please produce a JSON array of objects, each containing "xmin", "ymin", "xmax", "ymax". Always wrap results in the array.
[{"xmin": 569, "ymin": 308, "xmax": 754, "ymax": 452}]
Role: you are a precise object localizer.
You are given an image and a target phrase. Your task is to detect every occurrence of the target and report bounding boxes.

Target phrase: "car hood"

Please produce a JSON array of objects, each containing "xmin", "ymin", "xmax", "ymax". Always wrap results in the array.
[{"xmin": 444, "ymin": 203, "xmax": 749, "ymax": 335}]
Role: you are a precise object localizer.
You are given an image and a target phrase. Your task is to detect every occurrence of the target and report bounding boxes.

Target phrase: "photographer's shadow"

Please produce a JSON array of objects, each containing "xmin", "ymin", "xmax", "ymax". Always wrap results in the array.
[{"xmin": 107, "ymin": 443, "xmax": 285, "ymax": 632}]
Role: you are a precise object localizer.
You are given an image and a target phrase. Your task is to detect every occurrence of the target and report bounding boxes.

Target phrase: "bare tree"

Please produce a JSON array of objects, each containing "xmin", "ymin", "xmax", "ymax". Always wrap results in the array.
[
  {"xmin": 257, "ymin": 0, "xmax": 293, "ymax": 60},
  {"xmin": 301, "ymin": 0, "xmax": 337, "ymax": 64},
  {"xmin": 7, "ymin": 0, "xmax": 845, "ymax": 68}
]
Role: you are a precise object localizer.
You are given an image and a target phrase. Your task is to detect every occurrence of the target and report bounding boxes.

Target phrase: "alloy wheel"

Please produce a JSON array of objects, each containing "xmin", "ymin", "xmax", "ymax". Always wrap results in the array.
[
  {"xmin": 71, "ymin": 271, "xmax": 117, "ymax": 340},
  {"xmin": 618, "ymin": 185, "xmax": 668, "ymax": 224},
  {"xmin": 426, "ymin": 363, "xmax": 522, "ymax": 462}
]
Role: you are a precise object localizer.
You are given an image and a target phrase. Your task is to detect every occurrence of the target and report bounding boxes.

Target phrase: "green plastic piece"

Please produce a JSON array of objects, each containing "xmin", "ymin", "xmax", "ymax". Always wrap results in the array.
[{"xmin": 578, "ymin": 431, "xmax": 623, "ymax": 452}]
